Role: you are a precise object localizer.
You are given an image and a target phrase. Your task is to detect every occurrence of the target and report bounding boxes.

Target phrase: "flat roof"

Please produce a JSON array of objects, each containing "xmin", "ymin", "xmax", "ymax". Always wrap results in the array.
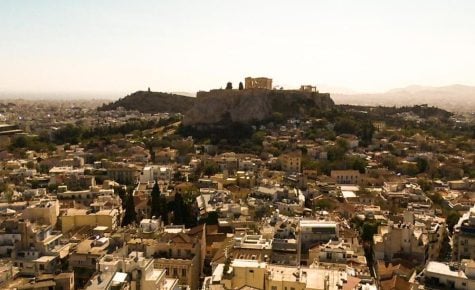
[
  {"xmin": 299, "ymin": 220, "xmax": 337, "ymax": 227},
  {"xmin": 231, "ymin": 259, "xmax": 267, "ymax": 268},
  {"xmin": 34, "ymin": 256, "xmax": 57, "ymax": 263},
  {"xmin": 112, "ymin": 272, "xmax": 128, "ymax": 284},
  {"xmin": 426, "ymin": 261, "xmax": 467, "ymax": 279},
  {"xmin": 342, "ymin": 191, "xmax": 357, "ymax": 198}
]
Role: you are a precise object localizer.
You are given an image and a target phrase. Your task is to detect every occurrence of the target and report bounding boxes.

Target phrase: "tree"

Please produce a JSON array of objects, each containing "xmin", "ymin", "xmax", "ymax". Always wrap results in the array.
[
  {"xmin": 238, "ymin": 82, "xmax": 244, "ymax": 90},
  {"xmin": 361, "ymin": 221, "xmax": 379, "ymax": 241},
  {"xmin": 122, "ymin": 191, "xmax": 136, "ymax": 226},
  {"xmin": 314, "ymin": 199, "xmax": 335, "ymax": 211},
  {"xmin": 225, "ymin": 82, "xmax": 233, "ymax": 90},
  {"xmin": 172, "ymin": 193, "xmax": 186, "ymax": 225},
  {"xmin": 417, "ymin": 178, "xmax": 433, "ymax": 192},
  {"xmin": 201, "ymin": 211, "xmax": 219, "ymax": 225},
  {"xmin": 116, "ymin": 186, "xmax": 127, "ymax": 209},
  {"xmin": 203, "ymin": 162, "xmax": 220, "ymax": 176},
  {"xmin": 151, "ymin": 181, "xmax": 168, "ymax": 223},
  {"xmin": 416, "ymin": 157, "xmax": 429, "ymax": 173},
  {"xmin": 151, "ymin": 181, "xmax": 161, "ymax": 217},
  {"xmin": 446, "ymin": 211, "xmax": 461, "ymax": 233}
]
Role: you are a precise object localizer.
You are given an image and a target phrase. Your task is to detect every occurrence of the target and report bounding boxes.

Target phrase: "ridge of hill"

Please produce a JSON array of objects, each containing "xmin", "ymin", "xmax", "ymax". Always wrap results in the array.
[
  {"xmin": 98, "ymin": 91, "xmax": 196, "ymax": 114},
  {"xmin": 99, "ymin": 89, "xmax": 335, "ymax": 126}
]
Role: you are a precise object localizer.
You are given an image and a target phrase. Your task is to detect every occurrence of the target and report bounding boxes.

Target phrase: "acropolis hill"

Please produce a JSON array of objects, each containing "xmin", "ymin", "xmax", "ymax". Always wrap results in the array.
[
  {"xmin": 183, "ymin": 87, "xmax": 334, "ymax": 126},
  {"xmin": 100, "ymin": 77, "xmax": 335, "ymax": 126},
  {"xmin": 184, "ymin": 77, "xmax": 334, "ymax": 126}
]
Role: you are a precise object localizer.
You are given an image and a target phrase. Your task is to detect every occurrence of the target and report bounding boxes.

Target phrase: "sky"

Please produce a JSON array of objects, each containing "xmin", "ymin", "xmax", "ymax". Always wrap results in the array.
[{"xmin": 1, "ymin": 0, "xmax": 475, "ymax": 97}]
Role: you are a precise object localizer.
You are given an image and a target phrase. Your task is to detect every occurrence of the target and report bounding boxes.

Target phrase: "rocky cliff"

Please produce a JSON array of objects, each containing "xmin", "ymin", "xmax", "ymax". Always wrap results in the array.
[
  {"xmin": 98, "ymin": 91, "xmax": 195, "ymax": 114},
  {"xmin": 183, "ymin": 89, "xmax": 335, "ymax": 126}
]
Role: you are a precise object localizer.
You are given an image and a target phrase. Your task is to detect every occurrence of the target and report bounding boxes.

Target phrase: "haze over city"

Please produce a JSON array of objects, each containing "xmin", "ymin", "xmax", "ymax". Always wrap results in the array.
[
  {"xmin": 1, "ymin": 0, "xmax": 475, "ymax": 96},
  {"xmin": 0, "ymin": 2, "xmax": 475, "ymax": 290}
]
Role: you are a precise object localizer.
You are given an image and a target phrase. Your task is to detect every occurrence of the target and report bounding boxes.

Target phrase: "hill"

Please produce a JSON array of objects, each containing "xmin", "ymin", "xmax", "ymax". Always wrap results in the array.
[
  {"xmin": 98, "ymin": 91, "xmax": 196, "ymax": 114},
  {"xmin": 183, "ymin": 89, "xmax": 335, "ymax": 126},
  {"xmin": 332, "ymin": 84, "xmax": 475, "ymax": 112}
]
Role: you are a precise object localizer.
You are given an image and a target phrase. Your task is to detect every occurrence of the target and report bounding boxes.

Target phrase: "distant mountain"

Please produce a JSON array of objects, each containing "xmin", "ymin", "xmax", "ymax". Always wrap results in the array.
[
  {"xmin": 332, "ymin": 85, "xmax": 475, "ymax": 112},
  {"xmin": 98, "ymin": 91, "xmax": 196, "ymax": 114}
]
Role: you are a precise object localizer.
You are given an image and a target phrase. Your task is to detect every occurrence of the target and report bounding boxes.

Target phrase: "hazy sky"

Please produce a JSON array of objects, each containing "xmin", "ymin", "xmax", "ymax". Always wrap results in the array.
[{"xmin": 1, "ymin": 0, "xmax": 475, "ymax": 96}]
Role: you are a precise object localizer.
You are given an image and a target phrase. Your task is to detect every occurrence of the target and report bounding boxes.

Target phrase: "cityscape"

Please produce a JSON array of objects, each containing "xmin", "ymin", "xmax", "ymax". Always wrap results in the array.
[{"xmin": 0, "ymin": 1, "xmax": 475, "ymax": 290}]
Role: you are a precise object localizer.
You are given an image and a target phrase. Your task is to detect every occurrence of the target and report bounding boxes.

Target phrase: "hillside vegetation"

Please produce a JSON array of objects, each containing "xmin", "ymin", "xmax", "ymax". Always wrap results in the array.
[{"xmin": 98, "ymin": 91, "xmax": 195, "ymax": 114}]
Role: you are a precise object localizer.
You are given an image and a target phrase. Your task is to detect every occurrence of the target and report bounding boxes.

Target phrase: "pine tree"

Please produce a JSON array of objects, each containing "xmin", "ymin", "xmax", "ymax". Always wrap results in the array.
[
  {"xmin": 122, "ymin": 191, "xmax": 136, "ymax": 226},
  {"xmin": 238, "ymin": 82, "xmax": 244, "ymax": 90},
  {"xmin": 151, "ymin": 181, "xmax": 168, "ymax": 223},
  {"xmin": 173, "ymin": 193, "xmax": 185, "ymax": 225},
  {"xmin": 225, "ymin": 82, "xmax": 233, "ymax": 90},
  {"xmin": 151, "ymin": 181, "xmax": 161, "ymax": 218}
]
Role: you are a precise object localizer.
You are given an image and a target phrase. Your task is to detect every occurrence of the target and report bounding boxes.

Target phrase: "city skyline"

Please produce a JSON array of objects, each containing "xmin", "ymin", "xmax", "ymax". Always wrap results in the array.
[{"xmin": 1, "ymin": 0, "xmax": 475, "ymax": 95}]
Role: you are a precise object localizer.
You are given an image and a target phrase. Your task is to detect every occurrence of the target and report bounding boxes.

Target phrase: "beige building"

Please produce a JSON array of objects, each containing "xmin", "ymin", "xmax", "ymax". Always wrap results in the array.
[
  {"xmin": 206, "ymin": 259, "xmax": 363, "ymax": 290},
  {"xmin": 330, "ymin": 170, "xmax": 362, "ymax": 185},
  {"xmin": 106, "ymin": 163, "xmax": 141, "ymax": 185},
  {"xmin": 373, "ymin": 220, "xmax": 428, "ymax": 265},
  {"xmin": 22, "ymin": 199, "xmax": 60, "ymax": 226},
  {"xmin": 57, "ymin": 187, "xmax": 115, "ymax": 207},
  {"xmin": 280, "ymin": 152, "xmax": 302, "ymax": 173},
  {"xmin": 308, "ymin": 238, "xmax": 366, "ymax": 266},
  {"xmin": 128, "ymin": 232, "xmax": 201, "ymax": 290},
  {"xmin": 244, "ymin": 77, "xmax": 272, "ymax": 90},
  {"xmin": 453, "ymin": 205, "xmax": 475, "ymax": 261},
  {"xmin": 300, "ymin": 85, "xmax": 317, "ymax": 92},
  {"xmin": 299, "ymin": 220, "xmax": 339, "ymax": 264},
  {"xmin": 69, "ymin": 236, "xmax": 110, "ymax": 288},
  {"xmin": 96, "ymin": 251, "xmax": 179, "ymax": 290},
  {"xmin": 423, "ymin": 260, "xmax": 475, "ymax": 290},
  {"xmin": 9, "ymin": 220, "xmax": 65, "ymax": 276},
  {"xmin": 60, "ymin": 208, "xmax": 119, "ymax": 233},
  {"xmin": 15, "ymin": 272, "xmax": 75, "ymax": 290}
]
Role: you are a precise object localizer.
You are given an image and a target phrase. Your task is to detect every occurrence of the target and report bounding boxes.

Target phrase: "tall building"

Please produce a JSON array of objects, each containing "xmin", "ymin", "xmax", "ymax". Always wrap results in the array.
[
  {"xmin": 280, "ymin": 151, "xmax": 302, "ymax": 173},
  {"xmin": 453, "ymin": 205, "xmax": 475, "ymax": 261}
]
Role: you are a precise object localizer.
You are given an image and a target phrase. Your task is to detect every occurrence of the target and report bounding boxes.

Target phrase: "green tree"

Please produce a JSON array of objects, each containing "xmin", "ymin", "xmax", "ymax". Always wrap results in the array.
[
  {"xmin": 172, "ymin": 193, "xmax": 186, "ymax": 225},
  {"xmin": 314, "ymin": 199, "xmax": 335, "ymax": 211},
  {"xmin": 416, "ymin": 157, "xmax": 429, "ymax": 173},
  {"xmin": 202, "ymin": 211, "xmax": 219, "ymax": 225},
  {"xmin": 238, "ymin": 82, "xmax": 244, "ymax": 90},
  {"xmin": 417, "ymin": 178, "xmax": 433, "ymax": 192},
  {"xmin": 226, "ymin": 82, "xmax": 233, "ymax": 90},
  {"xmin": 151, "ymin": 181, "xmax": 168, "ymax": 223},
  {"xmin": 122, "ymin": 191, "xmax": 136, "ymax": 226},
  {"xmin": 361, "ymin": 221, "xmax": 379, "ymax": 241},
  {"xmin": 446, "ymin": 211, "xmax": 461, "ymax": 233}
]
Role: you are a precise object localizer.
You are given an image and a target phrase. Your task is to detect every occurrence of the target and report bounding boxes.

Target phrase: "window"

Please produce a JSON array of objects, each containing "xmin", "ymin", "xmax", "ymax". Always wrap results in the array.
[
  {"xmin": 173, "ymin": 268, "xmax": 177, "ymax": 277},
  {"xmin": 182, "ymin": 269, "xmax": 186, "ymax": 276},
  {"xmin": 271, "ymin": 287, "xmax": 277, "ymax": 290}
]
